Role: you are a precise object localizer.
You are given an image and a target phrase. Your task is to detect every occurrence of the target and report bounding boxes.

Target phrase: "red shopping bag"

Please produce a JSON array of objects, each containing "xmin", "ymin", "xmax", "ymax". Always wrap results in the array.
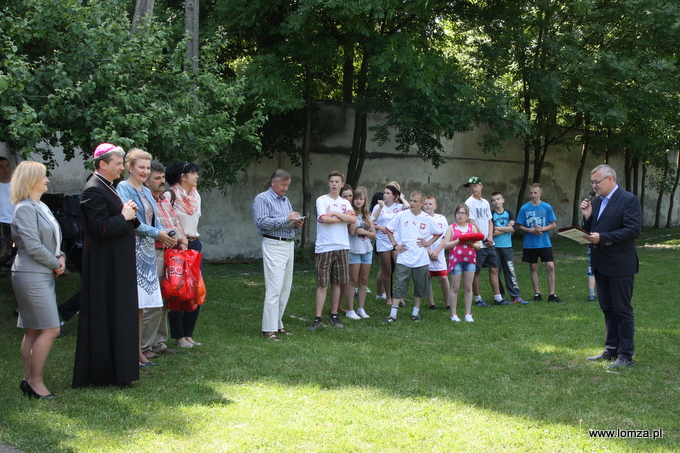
[{"xmin": 162, "ymin": 249, "xmax": 204, "ymax": 311}]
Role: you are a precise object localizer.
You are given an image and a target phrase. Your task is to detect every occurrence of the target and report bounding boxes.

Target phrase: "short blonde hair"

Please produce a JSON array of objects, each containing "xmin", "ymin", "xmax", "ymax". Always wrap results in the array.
[
  {"xmin": 125, "ymin": 148, "xmax": 153, "ymax": 171},
  {"xmin": 10, "ymin": 161, "xmax": 46, "ymax": 205}
]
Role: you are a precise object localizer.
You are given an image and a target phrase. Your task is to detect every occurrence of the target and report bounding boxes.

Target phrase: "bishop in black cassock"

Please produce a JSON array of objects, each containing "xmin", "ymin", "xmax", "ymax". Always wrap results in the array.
[{"xmin": 73, "ymin": 144, "xmax": 140, "ymax": 388}]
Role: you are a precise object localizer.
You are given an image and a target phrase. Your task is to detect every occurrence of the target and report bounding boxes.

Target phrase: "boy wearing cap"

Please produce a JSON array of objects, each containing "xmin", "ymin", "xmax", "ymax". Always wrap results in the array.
[{"xmin": 463, "ymin": 176, "xmax": 508, "ymax": 307}]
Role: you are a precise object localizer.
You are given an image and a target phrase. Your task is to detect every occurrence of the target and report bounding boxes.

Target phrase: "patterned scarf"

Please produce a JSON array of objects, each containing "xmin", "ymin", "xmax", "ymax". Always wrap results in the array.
[{"xmin": 171, "ymin": 183, "xmax": 199, "ymax": 215}]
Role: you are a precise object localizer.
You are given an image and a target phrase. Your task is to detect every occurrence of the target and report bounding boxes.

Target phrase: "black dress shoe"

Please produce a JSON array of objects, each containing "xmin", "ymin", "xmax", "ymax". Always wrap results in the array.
[
  {"xmin": 20, "ymin": 380, "xmax": 29, "ymax": 396},
  {"xmin": 587, "ymin": 350, "xmax": 617, "ymax": 361},
  {"xmin": 24, "ymin": 382, "xmax": 57, "ymax": 399}
]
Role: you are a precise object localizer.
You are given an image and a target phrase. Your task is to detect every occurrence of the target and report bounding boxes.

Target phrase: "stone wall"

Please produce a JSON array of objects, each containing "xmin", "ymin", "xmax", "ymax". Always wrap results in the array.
[{"xmin": 1, "ymin": 101, "xmax": 673, "ymax": 260}]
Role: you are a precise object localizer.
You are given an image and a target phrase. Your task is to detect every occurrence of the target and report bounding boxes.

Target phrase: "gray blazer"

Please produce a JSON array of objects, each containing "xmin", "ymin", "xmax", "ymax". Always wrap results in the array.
[{"xmin": 11, "ymin": 199, "xmax": 62, "ymax": 274}]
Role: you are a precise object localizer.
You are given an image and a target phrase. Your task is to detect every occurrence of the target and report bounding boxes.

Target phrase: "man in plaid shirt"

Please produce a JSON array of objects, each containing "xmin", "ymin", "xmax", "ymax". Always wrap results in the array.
[{"xmin": 142, "ymin": 163, "xmax": 188, "ymax": 357}]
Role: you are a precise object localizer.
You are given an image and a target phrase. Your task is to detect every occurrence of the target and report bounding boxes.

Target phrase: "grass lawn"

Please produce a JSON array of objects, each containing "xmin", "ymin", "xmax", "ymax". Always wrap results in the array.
[{"xmin": 0, "ymin": 228, "xmax": 679, "ymax": 452}]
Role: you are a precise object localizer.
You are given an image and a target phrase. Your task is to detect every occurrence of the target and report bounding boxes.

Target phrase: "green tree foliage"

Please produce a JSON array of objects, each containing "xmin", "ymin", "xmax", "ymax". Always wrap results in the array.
[
  {"xmin": 0, "ymin": 0, "xmax": 263, "ymax": 189},
  {"xmin": 455, "ymin": 0, "xmax": 680, "ymax": 221}
]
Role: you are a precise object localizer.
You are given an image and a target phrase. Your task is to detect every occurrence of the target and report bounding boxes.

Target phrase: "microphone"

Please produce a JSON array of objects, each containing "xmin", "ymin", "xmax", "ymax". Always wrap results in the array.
[{"xmin": 586, "ymin": 190, "xmax": 596, "ymax": 201}]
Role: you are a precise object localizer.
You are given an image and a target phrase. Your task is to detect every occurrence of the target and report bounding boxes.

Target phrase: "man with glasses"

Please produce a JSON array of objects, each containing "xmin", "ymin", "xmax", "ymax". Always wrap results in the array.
[{"xmin": 581, "ymin": 164, "xmax": 641, "ymax": 369}]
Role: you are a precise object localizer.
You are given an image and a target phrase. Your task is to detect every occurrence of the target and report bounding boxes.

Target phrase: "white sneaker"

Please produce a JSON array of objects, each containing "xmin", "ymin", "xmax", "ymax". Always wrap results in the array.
[
  {"xmin": 450, "ymin": 315, "xmax": 461, "ymax": 322},
  {"xmin": 366, "ymin": 288, "xmax": 372, "ymax": 293},
  {"xmin": 345, "ymin": 310, "xmax": 361, "ymax": 320},
  {"xmin": 464, "ymin": 314, "xmax": 474, "ymax": 322},
  {"xmin": 376, "ymin": 293, "xmax": 387, "ymax": 300},
  {"xmin": 356, "ymin": 308, "xmax": 370, "ymax": 319}
]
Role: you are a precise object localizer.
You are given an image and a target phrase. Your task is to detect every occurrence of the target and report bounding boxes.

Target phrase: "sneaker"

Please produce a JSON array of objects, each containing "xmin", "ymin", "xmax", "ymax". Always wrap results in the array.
[
  {"xmin": 429, "ymin": 304, "xmax": 436, "ymax": 311},
  {"xmin": 366, "ymin": 288, "xmax": 372, "ymax": 294},
  {"xmin": 450, "ymin": 315, "xmax": 461, "ymax": 322},
  {"xmin": 308, "ymin": 318, "xmax": 323, "ymax": 331},
  {"xmin": 588, "ymin": 295, "xmax": 596, "ymax": 302},
  {"xmin": 376, "ymin": 293, "xmax": 387, "ymax": 300},
  {"xmin": 475, "ymin": 299, "xmax": 490, "ymax": 308},
  {"xmin": 345, "ymin": 310, "xmax": 361, "ymax": 320},
  {"xmin": 512, "ymin": 297, "xmax": 530, "ymax": 305},
  {"xmin": 412, "ymin": 314, "xmax": 421, "ymax": 322},
  {"xmin": 381, "ymin": 316, "xmax": 397, "ymax": 323},
  {"xmin": 609, "ymin": 357, "xmax": 634, "ymax": 369},
  {"xmin": 494, "ymin": 299, "xmax": 510, "ymax": 305},
  {"xmin": 356, "ymin": 308, "xmax": 370, "ymax": 319},
  {"xmin": 464, "ymin": 314, "xmax": 474, "ymax": 322},
  {"xmin": 548, "ymin": 294, "xmax": 563, "ymax": 303},
  {"xmin": 533, "ymin": 293, "xmax": 542, "ymax": 302},
  {"xmin": 329, "ymin": 315, "xmax": 345, "ymax": 328}
]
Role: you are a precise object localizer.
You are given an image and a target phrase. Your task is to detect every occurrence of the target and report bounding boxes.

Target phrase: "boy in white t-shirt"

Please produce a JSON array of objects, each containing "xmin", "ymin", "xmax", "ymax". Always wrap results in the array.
[
  {"xmin": 382, "ymin": 191, "xmax": 442, "ymax": 323},
  {"xmin": 422, "ymin": 196, "xmax": 451, "ymax": 311},
  {"xmin": 309, "ymin": 170, "xmax": 355, "ymax": 331},
  {"xmin": 463, "ymin": 176, "xmax": 508, "ymax": 307}
]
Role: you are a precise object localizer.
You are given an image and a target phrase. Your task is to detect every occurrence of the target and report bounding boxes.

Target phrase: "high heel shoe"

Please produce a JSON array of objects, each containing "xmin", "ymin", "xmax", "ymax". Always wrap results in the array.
[
  {"xmin": 24, "ymin": 381, "xmax": 57, "ymax": 399},
  {"xmin": 20, "ymin": 380, "xmax": 29, "ymax": 396}
]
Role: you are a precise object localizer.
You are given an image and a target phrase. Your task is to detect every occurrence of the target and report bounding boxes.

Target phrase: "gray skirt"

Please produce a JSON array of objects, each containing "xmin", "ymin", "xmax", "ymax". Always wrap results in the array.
[{"xmin": 12, "ymin": 271, "xmax": 59, "ymax": 330}]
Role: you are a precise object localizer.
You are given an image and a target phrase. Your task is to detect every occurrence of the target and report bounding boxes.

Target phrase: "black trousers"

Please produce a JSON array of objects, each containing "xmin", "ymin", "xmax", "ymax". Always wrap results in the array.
[
  {"xmin": 594, "ymin": 269, "xmax": 635, "ymax": 360},
  {"xmin": 168, "ymin": 239, "xmax": 202, "ymax": 339}
]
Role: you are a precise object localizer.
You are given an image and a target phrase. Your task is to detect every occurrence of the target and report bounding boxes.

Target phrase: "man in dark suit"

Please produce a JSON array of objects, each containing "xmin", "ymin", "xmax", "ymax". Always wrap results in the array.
[
  {"xmin": 72, "ymin": 143, "xmax": 141, "ymax": 387},
  {"xmin": 580, "ymin": 164, "xmax": 641, "ymax": 369}
]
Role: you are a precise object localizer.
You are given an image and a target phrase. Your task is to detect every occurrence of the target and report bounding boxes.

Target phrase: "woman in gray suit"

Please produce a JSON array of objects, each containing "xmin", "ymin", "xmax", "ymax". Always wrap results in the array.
[{"xmin": 11, "ymin": 161, "xmax": 65, "ymax": 399}]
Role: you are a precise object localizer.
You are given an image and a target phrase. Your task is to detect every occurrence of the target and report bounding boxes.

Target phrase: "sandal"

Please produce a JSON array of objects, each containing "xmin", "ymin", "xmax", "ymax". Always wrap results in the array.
[
  {"xmin": 278, "ymin": 329, "xmax": 293, "ymax": 336},
  {"xmin": 262, "ymin": 332, "xmax": 280, "ymax": 341}
]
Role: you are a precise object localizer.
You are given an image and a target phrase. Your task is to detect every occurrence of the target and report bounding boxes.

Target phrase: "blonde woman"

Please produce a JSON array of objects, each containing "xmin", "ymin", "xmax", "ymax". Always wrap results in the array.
[
  {"xmin": 117, "ymin": 149, "xmax": 176, "ymax": 367},
  {"xmin": 11, "ymin": 161, "xmax": 65, "ymax": 398}
]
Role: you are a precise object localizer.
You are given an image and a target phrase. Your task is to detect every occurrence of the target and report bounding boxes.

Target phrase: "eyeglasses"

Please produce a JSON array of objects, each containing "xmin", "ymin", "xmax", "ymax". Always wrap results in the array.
[{"xmin": 590, "ymin": 176, "xmax": 608, "ymax": 185}]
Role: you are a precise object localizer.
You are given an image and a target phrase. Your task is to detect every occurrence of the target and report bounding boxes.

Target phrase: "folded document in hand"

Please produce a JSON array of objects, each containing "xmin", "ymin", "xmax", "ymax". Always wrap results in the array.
[{"xmin": 557, "ymin": 226, "xmax": 591, "ymax": 245}]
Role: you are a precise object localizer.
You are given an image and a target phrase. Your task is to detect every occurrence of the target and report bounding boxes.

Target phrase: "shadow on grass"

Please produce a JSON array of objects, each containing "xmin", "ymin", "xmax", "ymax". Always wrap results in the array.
[{"xmin": 1, "ymin": 227, "xmax": 679, "ymax": 451}]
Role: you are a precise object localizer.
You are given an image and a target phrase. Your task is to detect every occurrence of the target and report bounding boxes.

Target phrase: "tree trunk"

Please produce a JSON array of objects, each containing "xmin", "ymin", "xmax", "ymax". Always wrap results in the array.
[
  {"xmin": 572, "ymin": 137, "xmax": 589, "ymax": 225},
  {"xmin": 632, "ymin": 155, "xmax": 640, "ymax": 197},
  {"xmin": 346, "ymin": 54, "xmax": 368, "ymax": 187},
  {"xmin": 342, "ymin": 43, "xmax": 354, "ymax": 104},
  {"xmin": 640, "ymin": 162, "xmax": 647, "ymax": 223},
  {"xmin": 516, "ymin": 140, "xmax": 532, "ymax": 216},
  {"xmin": 185, "ymin": 0, "xmax": 199, "ymax": 73},
  {"xmin": 665, "ymin": 151, "xmax": 680, "ymax": 228},
  {"xmin": 300, "ymin": 67, "xmax": 313, "ymax": 250},
  {"xmin": 654, "ymin": 162, "xmax": 668, "ymax": 228},
  {"xmin": 624, "ymin": 148, "xmax": 632, "ymax": 192},
  {"xmin": 131, "ymin": 0, "xmax": 155, "ymax": 36}
]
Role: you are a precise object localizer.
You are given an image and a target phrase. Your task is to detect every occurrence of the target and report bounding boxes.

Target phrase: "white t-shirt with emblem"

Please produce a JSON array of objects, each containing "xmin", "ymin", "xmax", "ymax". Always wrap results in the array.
[
  {"xmin": 386, "ymin": 210, "xmax": 443, "ymax": 268},
  {"xmin": 315, "ymin": 194, "xmax": 354, "ymax": 253},
  {"xmin": 427, "ymin": 212, "xmax": 448, "ymax": 271},
  {"xmin": 372, "ymin": 202, "xmax": 404, "ymax": 252}
]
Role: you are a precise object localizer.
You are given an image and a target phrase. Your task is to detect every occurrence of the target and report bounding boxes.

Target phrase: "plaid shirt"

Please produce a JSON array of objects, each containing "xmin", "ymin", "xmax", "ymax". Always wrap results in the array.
[{"xmin": 153, "ymin": 192, "xmax": 181, "ymax": 248}]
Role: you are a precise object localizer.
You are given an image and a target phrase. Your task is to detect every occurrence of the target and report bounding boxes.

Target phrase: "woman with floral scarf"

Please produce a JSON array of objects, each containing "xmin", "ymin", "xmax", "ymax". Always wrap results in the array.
[{"xmin": 165, "ymin": 161, "xmax": 203, "ymax": 348}]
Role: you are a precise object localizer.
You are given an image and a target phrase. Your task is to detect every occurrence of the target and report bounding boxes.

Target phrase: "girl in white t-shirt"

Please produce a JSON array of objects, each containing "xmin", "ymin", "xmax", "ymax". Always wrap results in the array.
[
  {"xmin": 371, "ymin": 183, "xmax": 409, "ymax": 306},
  {"xmin": 344, "ymin": 186, "xmax": 376, "ymax": 319}
]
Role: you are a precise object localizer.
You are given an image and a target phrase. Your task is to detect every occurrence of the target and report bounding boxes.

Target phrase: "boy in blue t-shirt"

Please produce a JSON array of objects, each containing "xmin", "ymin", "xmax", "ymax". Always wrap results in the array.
[
  {"xmin": 516, "ymin": 183, "xmax": 563, "ymax": 303},
  {"xmin": 491, "ymin": 192, "xmax": 528, "ymax": 304}
]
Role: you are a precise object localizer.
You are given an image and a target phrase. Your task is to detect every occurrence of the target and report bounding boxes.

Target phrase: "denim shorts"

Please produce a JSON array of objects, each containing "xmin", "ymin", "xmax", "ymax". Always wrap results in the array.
[
  {"xmin": 349, "ymin": 251, "xmax": 373, "ymax": 265},
  {"xmin": 450, "ymin": 261, "xmax": 477, "ymax": 275}
]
